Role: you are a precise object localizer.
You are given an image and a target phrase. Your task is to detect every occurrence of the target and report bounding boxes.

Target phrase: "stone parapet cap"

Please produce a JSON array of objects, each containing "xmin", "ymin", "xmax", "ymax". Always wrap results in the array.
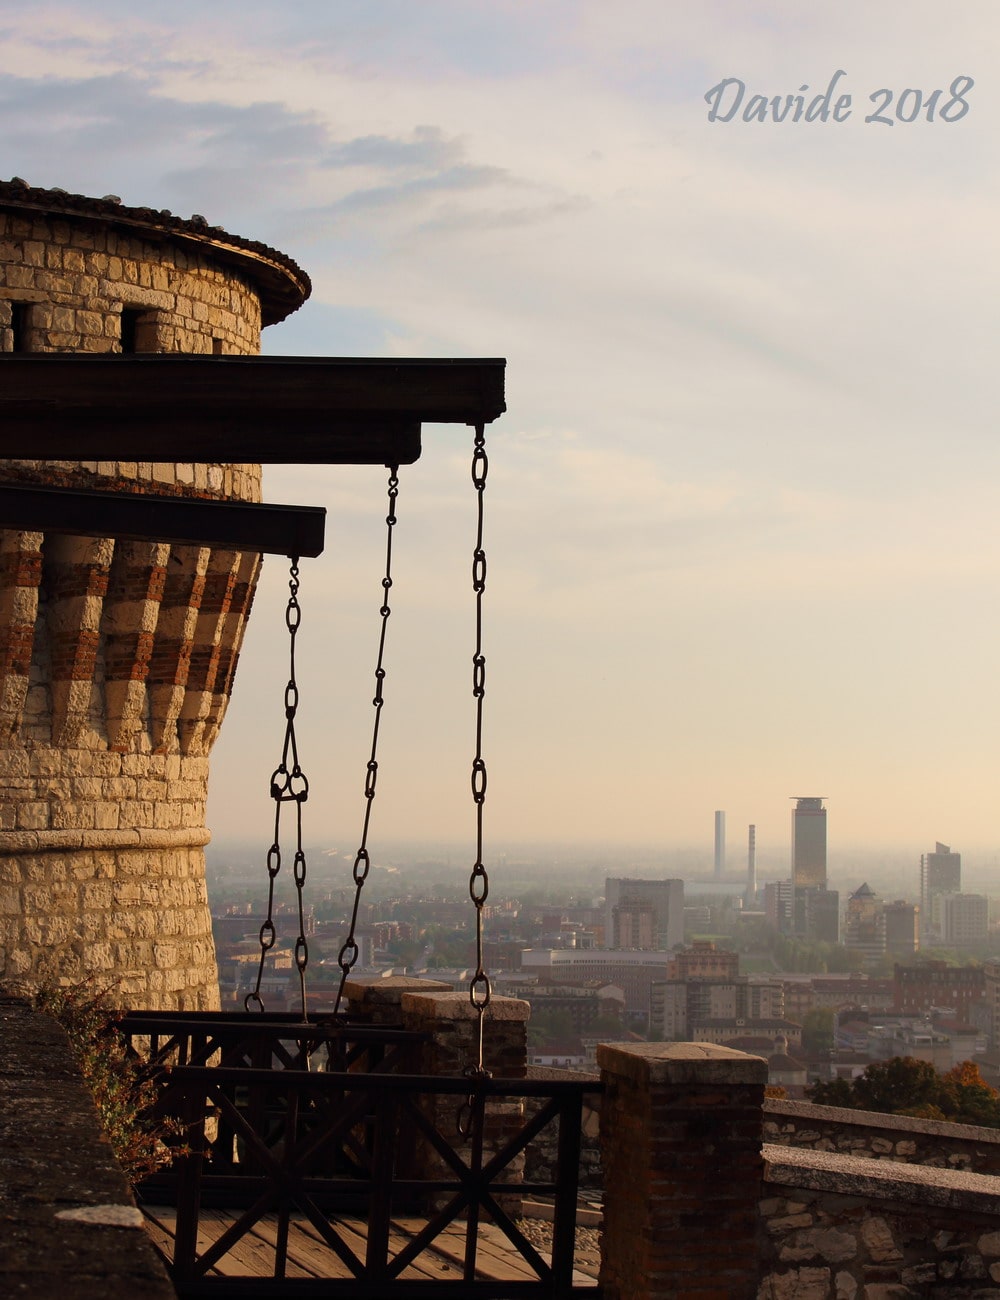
[
  {"xmin": 0, "ymin": 827, "xmax": 211, "ymax": 854},
  {"xmin": 766, "ymin": 1095, "xmax": 1000, "ymax": 1145},
  {"xmin": 401, "ymin": 991, "xmax": 531, "ymax": 1023},
  {"xmin": 764, "ymin": 1142, "xmax": 1000, "ymax": 1215},
  {"xmin": 0, "ymin": 996, "xmax": 175, "ymax": 1296},
  {"xmin": 597, "ymin": 1040, "xmax": 768, "ymax": 1087},
  {"xmin": 343, "ymin": 975, "xmax": 452, "ymax": 1006}
]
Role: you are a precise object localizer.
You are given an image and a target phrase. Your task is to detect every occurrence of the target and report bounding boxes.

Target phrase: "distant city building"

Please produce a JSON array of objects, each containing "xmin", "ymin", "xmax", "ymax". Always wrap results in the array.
[
  {"xmin": 779, "ymin": 973, "xmax": 894, "ymax": 1021},
  {"xmin": 920, "ymin": 842, "xmax": 961, "ymax": 937},
  {"xmin": 683, "ymin": 905, "xmax": 713, "ymax": 933},
  {"xmin": 493, "ymin": 977, "xmax": 624, "ymax": 1034},
  {"xmin": 764, "ymin": 879, "xmax": 794, "ymax": 933},
  {"xmin": 667, "ymin": 940, "xmax": 739, "ymax": 982},
  {"xmin": 791, "ymin": 796, "xmax": 829, "ymax": 940},
  {"xmin": 894, "ymin": 961, "xmax": 985, "ymax": 1019},
  {"xmin": 939, "ymin": 893, "xmax": 989, "ymax": 947},
  {"xmin": 520, "ymin": 947, "xmax": 675, "ymax": 1017},
  {"xmin": 791, "ymin": 796, "xmax": 827, "ymax": 890},
  {"xmin": 651, "ymin": 975, "xmax": 784, "ymax": 1040},
  {"xmin": 983, "ymin": 962, "xmax": 1000, "ymax": 1050},
  {"xmin": 883, "ymin": 900, "xmax": 919, "ymax": 957},
  {"xmin": 714, "ymin": 811, "xmax": 726, "ymax": 879},
  {"xmin": 691, "ymin": 1018, "xmax": 802, "ymax": 1050},
  {"xmin": 604, "ymin": 878, "xmax": 683, "ymax": 952},
  {"xmin": 795, "ymin": 887, "xmax": 840, "ymax": 945},
  {"xmin": 843, "ymin": 883, "xmax": 886, "ymax": 966}
]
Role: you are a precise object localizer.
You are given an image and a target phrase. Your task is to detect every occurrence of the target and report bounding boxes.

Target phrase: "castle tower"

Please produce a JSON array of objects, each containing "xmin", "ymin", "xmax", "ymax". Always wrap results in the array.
[{"xmin": 0, "ymin": 181, "xmax": 309, "ymax": 1008}]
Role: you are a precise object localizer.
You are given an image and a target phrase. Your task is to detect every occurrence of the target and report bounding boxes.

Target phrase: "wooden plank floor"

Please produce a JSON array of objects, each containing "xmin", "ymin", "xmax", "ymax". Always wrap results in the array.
[{"xmin": 141, "ymin": 1205, "xmax": 599, "ymax": 1288}]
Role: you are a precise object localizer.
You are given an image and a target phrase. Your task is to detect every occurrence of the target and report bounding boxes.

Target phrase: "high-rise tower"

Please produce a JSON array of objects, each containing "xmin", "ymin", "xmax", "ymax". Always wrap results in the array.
[
  {"xmin": 791, "ymin": 796, "xmax": 827, "ymax": 890},
  {"xmin": 791, "ymin": 797, "xmax": 835, "ymax": 940},
  {"xmin": 920, "ymin": 842, "xmax": 961, "ymax": 934}
]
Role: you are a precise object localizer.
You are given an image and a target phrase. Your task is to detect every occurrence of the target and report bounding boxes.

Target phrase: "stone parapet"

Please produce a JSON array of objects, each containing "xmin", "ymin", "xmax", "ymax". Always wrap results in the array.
[
  {"xmin": 764, "ymin": 1095, "xmax": 1000, "ymax": 1176},
  {"xmin": 598, "ymin": 1041, "xmax": 767, "ymax": 1300},
  {"xmin": 0, "ymin": 995, "xmax": 175, "ymax": 1298},
  {"xmin": 760, "ymin": 1144, "xmax": 1000, "ymax": 1297}
]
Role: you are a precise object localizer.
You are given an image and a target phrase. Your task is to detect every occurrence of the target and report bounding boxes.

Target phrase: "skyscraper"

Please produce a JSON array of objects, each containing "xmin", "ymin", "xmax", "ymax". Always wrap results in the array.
[
  {"xmin": 791, "ymin": 797, "xmax": 832, "ymax": 941},
  {"xmin": 920, "ymin": 842, "xmax": 961, "ymax": 934},
  {"xmin": 791, "ymin": 797, "xmax": 827, "ymax": 890}
]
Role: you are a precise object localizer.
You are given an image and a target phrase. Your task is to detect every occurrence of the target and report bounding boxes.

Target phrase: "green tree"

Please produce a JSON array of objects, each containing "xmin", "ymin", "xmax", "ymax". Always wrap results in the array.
[
  {"xmin": 806, "ymin": 1075, "xmax": 854, "ymax": 1108},
  {"xmin": 801, "ymin": 1007, "xmax": 835, "ymax": 1055},
  {"xmin": 937, "ymin": 1061, "xmax": 1000, "ymax": 1127},
  {"xmin": 852, "ymin": 1057, "xmax": 940, "ymax": 1115},
  {"xmin": 527, "ymin": 1010, "xmax": 576, "ymax": 1049},
  {"xmin": 807, "ymin": 1056, "xmax": 1000, "ymax": 1129}
]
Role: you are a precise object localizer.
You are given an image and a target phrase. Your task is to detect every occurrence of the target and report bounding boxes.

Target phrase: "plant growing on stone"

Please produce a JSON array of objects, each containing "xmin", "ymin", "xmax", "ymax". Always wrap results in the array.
[{"xmin": 33, "ymin": 979, "xmax": 187, "ymax": 1184}]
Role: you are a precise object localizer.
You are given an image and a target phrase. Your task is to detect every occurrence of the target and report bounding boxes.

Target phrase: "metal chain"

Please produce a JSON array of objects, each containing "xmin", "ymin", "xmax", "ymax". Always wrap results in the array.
[
  {"xmin": 466, "ymin": 421, "xmax": 491, "ymax": 1073},
  {"xmin": 245, "ymin": 557, "xmax": 310, "ymax": 1022},
  {"xmin": 332, "ymin": 467, "xmax": 400, "ymax": 1020}
]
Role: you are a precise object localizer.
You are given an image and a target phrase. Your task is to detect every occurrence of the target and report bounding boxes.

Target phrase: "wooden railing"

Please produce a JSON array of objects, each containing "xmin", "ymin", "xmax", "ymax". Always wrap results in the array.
[{"xmin": 121, "ymin": 1013, "xmax": 601, "ymax": 1298}]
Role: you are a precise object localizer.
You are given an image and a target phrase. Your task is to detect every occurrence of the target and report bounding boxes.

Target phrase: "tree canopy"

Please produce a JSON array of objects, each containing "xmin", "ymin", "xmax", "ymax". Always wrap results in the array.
[{"xmin": 807, "ymin": 1056, "xmax": 1000, "ymax": 1128}]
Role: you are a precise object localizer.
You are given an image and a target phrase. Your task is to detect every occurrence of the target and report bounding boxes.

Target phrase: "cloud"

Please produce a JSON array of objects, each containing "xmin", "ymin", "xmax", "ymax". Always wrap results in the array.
[
  {"xmin": 322, "ymin": 125, "xmax": 463, "ymax": 172},
  {"xmin": 2, "ymin": 1, "xmax": 998, "ymax": 850}
]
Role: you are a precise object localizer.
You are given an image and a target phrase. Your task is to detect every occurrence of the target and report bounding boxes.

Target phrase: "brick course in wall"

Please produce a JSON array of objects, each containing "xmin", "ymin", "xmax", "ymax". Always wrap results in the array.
[{"xmin": 0, "ymin": 183, "xmax": 308, "ymax": 1009}]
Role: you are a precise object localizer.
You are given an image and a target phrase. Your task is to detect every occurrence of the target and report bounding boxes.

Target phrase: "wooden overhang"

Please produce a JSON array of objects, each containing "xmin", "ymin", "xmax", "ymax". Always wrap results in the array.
[{"xmin": 0, "ymin": 354, "xmax": 506, "ymax": 557}]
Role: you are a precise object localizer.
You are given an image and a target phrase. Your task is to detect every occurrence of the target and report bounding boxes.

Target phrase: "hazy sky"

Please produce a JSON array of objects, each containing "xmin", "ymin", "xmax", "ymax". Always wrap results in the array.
[{"xmin": 3, "ymin": 2, "xmax": 997, "ymax": 863}]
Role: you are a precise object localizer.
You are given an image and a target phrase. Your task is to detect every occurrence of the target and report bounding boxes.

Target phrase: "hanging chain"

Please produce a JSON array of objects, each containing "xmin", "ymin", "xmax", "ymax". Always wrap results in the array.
[
  {"xmin": 332, "ymin": 467, "xmax": 400, "ymax": 1019},
  {"xmin": 460, "ymin": 421, "xmax": 492, "ymax": 1134},
  {"xmin": 245, "ymin": 557, "xmax": 311, "ymax": 1022}
]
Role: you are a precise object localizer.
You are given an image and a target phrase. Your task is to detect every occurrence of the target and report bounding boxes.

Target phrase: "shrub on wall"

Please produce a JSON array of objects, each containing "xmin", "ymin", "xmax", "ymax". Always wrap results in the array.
[{"xmin": 33, "ymin": 980, "xmax": 185, "ymax": 1183}]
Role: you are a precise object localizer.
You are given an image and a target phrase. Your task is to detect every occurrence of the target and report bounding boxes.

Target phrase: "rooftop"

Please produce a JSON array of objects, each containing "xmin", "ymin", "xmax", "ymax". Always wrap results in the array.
[{"xmin": 0, "ymin": 178, "xmax": 311, "ymax": 324}]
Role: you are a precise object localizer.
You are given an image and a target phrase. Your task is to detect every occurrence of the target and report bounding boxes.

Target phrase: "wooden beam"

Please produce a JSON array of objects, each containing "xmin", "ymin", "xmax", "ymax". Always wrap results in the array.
[
  {"xmin": 0, "ymin": 483, "xmax": 326, "ymax": 557},
  {"xmin": 0, "ymin": 355, "xmax": 506, "ymax": 464}
]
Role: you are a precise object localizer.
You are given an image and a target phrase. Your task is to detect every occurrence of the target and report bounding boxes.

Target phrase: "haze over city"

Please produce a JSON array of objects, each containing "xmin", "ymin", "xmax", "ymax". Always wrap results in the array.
[{"xmin": 2, "ymin": 2, "xmax": 996, "ymax": 855}]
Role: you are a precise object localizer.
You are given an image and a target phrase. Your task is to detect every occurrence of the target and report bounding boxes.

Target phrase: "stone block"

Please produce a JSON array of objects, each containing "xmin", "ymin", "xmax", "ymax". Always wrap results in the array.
[{"xmin": 861, "ymin": 1217, "xmax": 902, "ymax": 1264}]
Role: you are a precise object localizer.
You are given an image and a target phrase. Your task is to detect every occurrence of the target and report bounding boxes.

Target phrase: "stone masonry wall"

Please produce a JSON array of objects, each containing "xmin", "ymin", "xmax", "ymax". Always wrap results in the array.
[
  {"xmin": 0, "ymin": 207, "xmax": 262, "ymax": 354},
  {"xmin": 764, "ymin": 1096, "xmax": 1000, "ymax": 1177},
  {"xmin": 759, "ymin": 1144, "xmax": 1000, "ymax": 1298},
  {"xmin": 523, "ymin": 1064, "xmax": 603, "ymax": 1190},
  {"xmin": 0, "ymin": 201, "xmax": 276, "ymax": 1009}
]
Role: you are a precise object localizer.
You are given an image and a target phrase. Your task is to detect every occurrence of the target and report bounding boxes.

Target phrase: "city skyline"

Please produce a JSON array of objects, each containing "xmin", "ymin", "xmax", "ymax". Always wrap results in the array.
[{"xmin": 0, "ymin": 4, "xmax": 995, "ymax": 850}]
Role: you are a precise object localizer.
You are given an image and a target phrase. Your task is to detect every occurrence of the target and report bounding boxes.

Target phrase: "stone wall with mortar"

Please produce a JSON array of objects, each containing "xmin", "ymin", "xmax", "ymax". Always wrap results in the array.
[
  {"xmin": 764, "ymin": 1096, "xmax": 1000, "ymax": 1177},
  {"xmin": 759, "ymin": 1144, "xmax": 1000, "ymax": 1298},
  {"xmin": 0, "ymin": 203, "xmax": 264, "ymax": 354},
  {"xmin": 0, "ymin": 187, "xmax": 307, "ymax": 1008},
  {"xmin": 523, "ymin": 1064, "xmax": 603, "ymax": 1190}
]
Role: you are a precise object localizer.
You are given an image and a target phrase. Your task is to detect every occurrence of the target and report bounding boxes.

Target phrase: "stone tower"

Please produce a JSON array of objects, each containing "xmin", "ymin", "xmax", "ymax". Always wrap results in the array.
[{"xmin": 0, "ymin": 180, "xmax": 310, "ymax": 1008}]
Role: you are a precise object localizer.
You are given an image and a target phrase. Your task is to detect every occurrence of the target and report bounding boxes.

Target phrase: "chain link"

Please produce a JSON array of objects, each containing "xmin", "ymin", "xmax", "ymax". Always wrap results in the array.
[
  {"xmin": 465, "ymin": 422, "xmax": 492, "ymax": 1100},
  {"xmin": 245, "ymin": 558, "xmax": 311, "ymax": 1022},
  {"xmin": 332, "ymin": 467, "xmax": 400, "ymax": 1019}
]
